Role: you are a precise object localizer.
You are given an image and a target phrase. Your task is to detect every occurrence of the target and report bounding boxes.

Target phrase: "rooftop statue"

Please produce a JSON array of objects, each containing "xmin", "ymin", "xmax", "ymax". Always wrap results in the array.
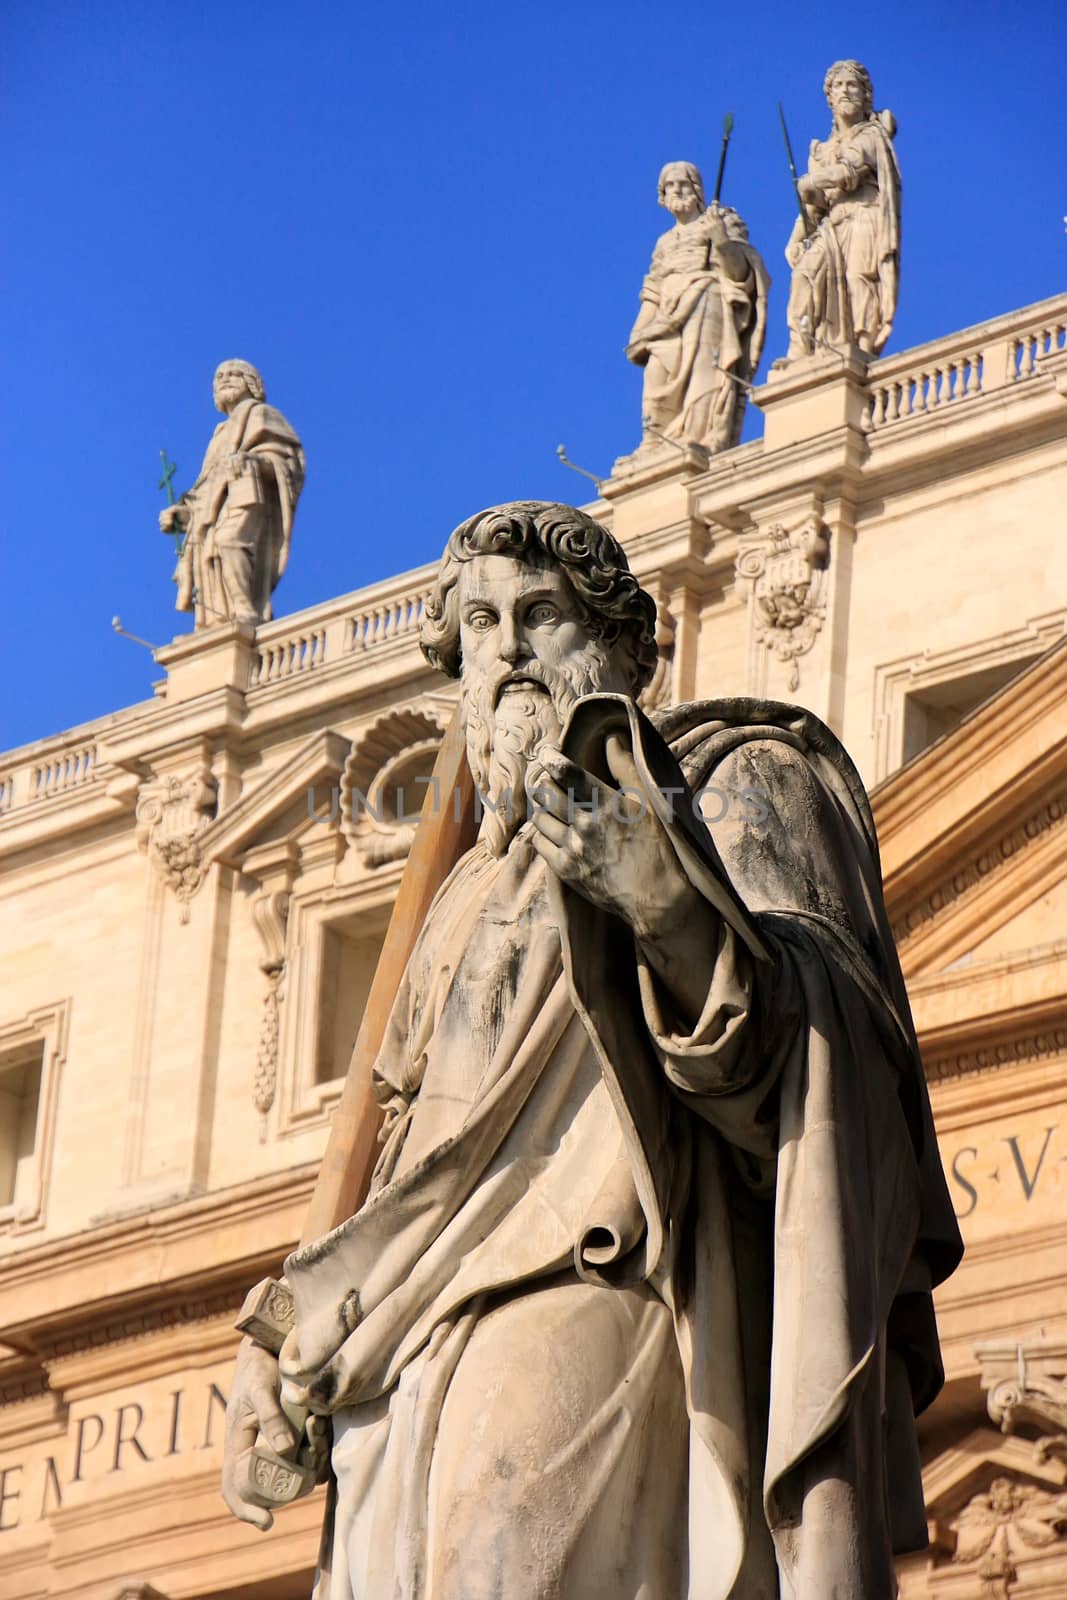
[
  {"xmin": 627, "ymin": 163, "xmax": 770, "ymax": 455},
  {"xmin": 160, "ymin": 360, "xmax": 305, "ymax": 628},
  {"xmin": 784, "ymin": 60, "xmax": 901, "ymax": 361},
  {"xmin": 222, "ymin": 502, "xmax": 962, "ymax": 1598}
]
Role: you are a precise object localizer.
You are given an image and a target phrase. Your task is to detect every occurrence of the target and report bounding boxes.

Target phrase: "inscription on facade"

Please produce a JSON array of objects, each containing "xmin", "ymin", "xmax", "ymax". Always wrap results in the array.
[
  {"xmin": 941, "ymin": 1112, "xmax": 1066, "ymax": 1235},
  {"xmin": 0, "ymin": 1374, "xmax": 228, "ymax": 1533}
]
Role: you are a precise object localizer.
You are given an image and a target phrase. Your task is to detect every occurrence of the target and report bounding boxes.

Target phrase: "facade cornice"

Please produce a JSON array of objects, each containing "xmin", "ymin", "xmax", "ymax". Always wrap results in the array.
[
  {"xmin": 0, "ymin": 1165, "xmax": 317, "ymax": 1349},
  {"xmin": 890, "ymin": 783, "xmax": 1067, "ymax": 976},
  {"xmin": 874, "ymin": 638, "xmax": 1067, "ymax": 889}
]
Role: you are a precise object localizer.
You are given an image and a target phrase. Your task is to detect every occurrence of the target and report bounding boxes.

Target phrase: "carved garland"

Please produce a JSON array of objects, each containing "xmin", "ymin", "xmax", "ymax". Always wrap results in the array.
[
  {"xmin": 891, "ymin": 792, "xmax": 1067, "ymax": 947},
  {"xmin": 735, "ymin": 517, "xmax": 830, "ymax": 692},
  {"xmin": 251, "ymin": 890, "xmax": 290, "ymax": 1118},
  {"xmin": 951, "ymin": 1476, "xmax": 1067, "ymax": 1597}
]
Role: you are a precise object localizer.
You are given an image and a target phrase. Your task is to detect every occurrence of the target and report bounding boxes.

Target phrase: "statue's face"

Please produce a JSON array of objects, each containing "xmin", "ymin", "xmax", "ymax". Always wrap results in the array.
[
  {"xmin": 213, "ymin": 365, "xmax": 251, "ymax": 414},
  {"xmin": 457, "ymin": 553, "xmax": 596, "ymax": 705},
  {"xmin": 455, "ymin": 551, "xmax": 627, "ymax": 854},
  {"xmin": 828, "ymin": 68, "xmax": 866, "ymax": 123},
  {"xmin": 660, "ymin": 173, "xmax": 702, "ymax": 222}
]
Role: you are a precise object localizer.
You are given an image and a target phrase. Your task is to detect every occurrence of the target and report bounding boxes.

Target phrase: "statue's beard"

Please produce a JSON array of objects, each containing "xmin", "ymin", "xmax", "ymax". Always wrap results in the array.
[{"xmin": 462, "ymin": 643, "xmax": 613, "ymax": 858}]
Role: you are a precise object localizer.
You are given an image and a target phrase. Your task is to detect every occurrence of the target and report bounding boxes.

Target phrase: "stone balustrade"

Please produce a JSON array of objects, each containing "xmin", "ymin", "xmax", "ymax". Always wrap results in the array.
[
  {"xmin": 248, "ymin": 565, "xmax": 437, "ymax": 691},
  {"xmin": 0, "ymin": 739, "xmax": 99, "ymax": 814},
  {"xmin": 249, "ymin": 626, "xmax": 329, "ymax": 687},
  {"xmin": 863, "ymin": 294, "xmax": 1067, "ymax": 432},
  {"xmin": 1011, "ymin": 315, "xmax": 1067, "ymax": 379},
  {"xmin": 345, "ymin": 585, "xmax": 432, "ymax": 653}
]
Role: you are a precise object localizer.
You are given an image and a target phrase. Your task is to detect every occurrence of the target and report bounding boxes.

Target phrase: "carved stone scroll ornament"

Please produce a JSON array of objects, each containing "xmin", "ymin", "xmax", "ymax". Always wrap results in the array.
[
  {"xmin": 951, "ymin": 1476, "xmax": 1067, "ymax": 1598},
  {"xmin": 251, "ymin": 889, "xmax": 290, "ymax": 1119},
  {"xmin": 983, "ymin": 1338, "xmax": 1067, "ymax": 1468},
  {"xmin": 340, "ymin": 706, "xmax": 450, "ymax": 867},
  {"xmin": 735, "ymin": 517, "xmax": 830, "ymax": 691},
  {"xmin": 135, "ymin": 768, "xmax": 219, "ymax": 922}
]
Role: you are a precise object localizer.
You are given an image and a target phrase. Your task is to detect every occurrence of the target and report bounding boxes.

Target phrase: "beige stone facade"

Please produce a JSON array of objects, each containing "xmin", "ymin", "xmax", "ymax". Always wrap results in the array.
[{"xmin": 1, "ymin": 294, "xmax": 1066, "ymax": 1598}]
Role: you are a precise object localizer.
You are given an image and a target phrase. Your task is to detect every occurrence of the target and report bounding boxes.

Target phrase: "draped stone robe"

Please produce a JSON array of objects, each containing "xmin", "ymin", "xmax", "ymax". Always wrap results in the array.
[
  {"xmin": 279, "ymin": 696, "xmax": 962, "ymax": 1600},
  {"xmin": 628, "ymin": 217, "xmax": 769, "ymax": 453},
  {"xmin": 174, "ymin": 396, "xmax": 305, "ymax": 627},
  {"xmin": 785, "ymin": 115, "xmax": 901, "ymax": 355}
]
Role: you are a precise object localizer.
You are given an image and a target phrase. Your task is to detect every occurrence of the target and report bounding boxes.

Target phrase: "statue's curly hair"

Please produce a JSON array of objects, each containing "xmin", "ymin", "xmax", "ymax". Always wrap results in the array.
[
  {"xmin": 419, "ymin": 501, "xmax": 659, "ymax": 692},
  {"xmin": 216, "ymin": 359, "xmax": 265, "ymax": 402},
  {"xmin": 823, "ymin": 59, "xmax": 874, "ymax": 118}
]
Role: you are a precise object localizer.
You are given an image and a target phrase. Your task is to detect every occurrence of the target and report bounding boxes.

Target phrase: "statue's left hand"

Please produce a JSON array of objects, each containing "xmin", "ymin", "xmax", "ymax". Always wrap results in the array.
[{"xmin": 526, "ymin": 737, "xmax": 696, "ymax": 942}]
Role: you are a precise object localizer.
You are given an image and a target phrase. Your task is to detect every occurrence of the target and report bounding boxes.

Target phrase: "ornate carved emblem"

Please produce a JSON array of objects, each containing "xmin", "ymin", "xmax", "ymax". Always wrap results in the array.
[
  {"xmin": 135, "ymin": 767, "xmax": 218, "ymax": 922},
  {"xmin": 951, "ymin": 1476, "xmax": 1067, "ymax": 1597},
  {"xmin": 736, "ymin": 517, "xmax": 830, "ymax": 691}
]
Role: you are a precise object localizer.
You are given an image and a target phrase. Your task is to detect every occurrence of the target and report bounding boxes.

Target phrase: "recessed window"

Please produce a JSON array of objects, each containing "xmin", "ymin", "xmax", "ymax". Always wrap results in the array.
[
  {"xmin": 0, "ymin": 1042, "xmax": 44, "ymax": 1213},
  {"xmin": 314, "ymin": 911, "xmax": 388, "ymax": 1084},
  {"xmin": 902, "ymin": 654, "xmax": 1043, "ymax": 766}
]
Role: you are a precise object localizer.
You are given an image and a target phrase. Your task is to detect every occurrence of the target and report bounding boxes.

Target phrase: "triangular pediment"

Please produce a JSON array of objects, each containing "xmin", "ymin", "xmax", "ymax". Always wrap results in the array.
[
  {"xmin": 871, "ymin": 641, "xmax": 1067, "ymax": 1084},
  {"xmin": 201, "ymin": 729, "xmax": 351, "ymax": 868},
  {"xmin": 873, "ymin": 638, "xmax": 1067, "ymax": 982}
]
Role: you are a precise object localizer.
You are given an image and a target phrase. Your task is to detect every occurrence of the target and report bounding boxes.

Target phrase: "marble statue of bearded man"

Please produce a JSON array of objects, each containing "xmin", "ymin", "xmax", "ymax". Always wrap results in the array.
[
  {"xmin": 784, "ymin": 60, "xmax": 901, "ymax": 360},
  {"xmin": 627, "ymin": 163, "xmax": 770, "ymax": 455},
  {"xmin": 160, "ymin": 359, "xmax": 305, "ymax": 628},
  {"xmin": 223, "ymin": 503, "xmax": 962, "ymax": 1599}
]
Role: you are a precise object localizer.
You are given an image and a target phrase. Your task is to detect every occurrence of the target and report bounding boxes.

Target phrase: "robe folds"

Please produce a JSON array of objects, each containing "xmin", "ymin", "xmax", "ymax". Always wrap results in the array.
[
  {"xmin": 174, "ymin": 396, "xmax": 305, "ymax": 625},
  {"xmin": 628, "ymin": 219, "xmax": 770, "ymax": 453},
  {"xmin": 279, "ymin": 694, "xmax": 962, "ymax": 1599},
  {"xmin": 786, "ymin": 115, "xmax": 901, "ymax": 353}
]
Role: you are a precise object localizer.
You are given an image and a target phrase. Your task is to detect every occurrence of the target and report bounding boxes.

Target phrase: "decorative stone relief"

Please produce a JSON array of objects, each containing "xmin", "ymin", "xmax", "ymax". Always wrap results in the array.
[
  {"xmin": 736, "ymin": 516, "xmax": 830, "ymax": 691},
  {"xmin": 252, "ymin": 889, "xmax": 290, "ymax": 1119},
  {"xmin": 982, "ymin": 1334, "xmax": 1067, "ymax": 1467},
  {"xmin": 926, "ymin": 1025, "xmax": 1067, "ymax": 1084},
  {"xmin": 242, "ymin": 840, "xmax": 300, "ymax": 1126},
  {"xmin": 135, "ymin": 768, "xmax": 219, "ymax": 922},
  {"xmin": 951, "ymin": 1476, "xmax": 1067, "ymax": 1597},
  {"xmin": 340, "ymin": 706, "xmax": 449, "ymax": 867},
  {"xmin": 891, "ymin": 790, "xmax": 1067, "ymax": 948}
]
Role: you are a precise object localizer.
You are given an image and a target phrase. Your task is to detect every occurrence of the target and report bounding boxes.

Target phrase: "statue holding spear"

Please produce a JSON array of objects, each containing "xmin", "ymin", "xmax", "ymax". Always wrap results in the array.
[
  {"xmin": 779, "ymin": 60, "xmax": 901, "ymax": 361},
  {"xmin": 625, "ymin": 123, "xmax": 770, "ymax": 456}
]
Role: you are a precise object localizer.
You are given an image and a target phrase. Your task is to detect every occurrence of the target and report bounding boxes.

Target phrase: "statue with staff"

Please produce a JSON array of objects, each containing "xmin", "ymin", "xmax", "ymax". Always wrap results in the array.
[
  {"xmin": 626, "ymin": 121, "xmax": 770, "ymax": 456},
  {"xmin": 158, "ymin": 360, "xmax": 305, "ymax": 628},
  {"xmin": 219, "ymin": 500, "xmax": 961, "ymax": 1598},
  {"xmin": 780, "ymin": 60, "xmax": 901, "ymax": 361}
]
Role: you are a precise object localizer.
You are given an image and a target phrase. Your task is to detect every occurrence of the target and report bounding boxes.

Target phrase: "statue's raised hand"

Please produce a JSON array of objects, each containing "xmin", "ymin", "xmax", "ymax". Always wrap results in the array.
[{"xmin": 526, "ymin": 735, "xmax": 693, "ymax": 942}]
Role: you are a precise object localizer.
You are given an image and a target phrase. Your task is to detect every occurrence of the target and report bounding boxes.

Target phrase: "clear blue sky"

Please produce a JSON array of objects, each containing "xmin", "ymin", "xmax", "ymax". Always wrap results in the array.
[{"xmin": 3, "ymin": 0, "xmax": 1065, "ymax": 751}]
